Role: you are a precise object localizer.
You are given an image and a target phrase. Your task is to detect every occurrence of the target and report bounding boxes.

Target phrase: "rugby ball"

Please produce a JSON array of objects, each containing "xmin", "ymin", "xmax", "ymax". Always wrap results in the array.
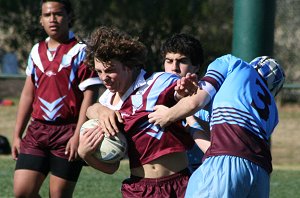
[{"xmin": 80, "ymin": 119, "xmax": 127, "ymax": 163}]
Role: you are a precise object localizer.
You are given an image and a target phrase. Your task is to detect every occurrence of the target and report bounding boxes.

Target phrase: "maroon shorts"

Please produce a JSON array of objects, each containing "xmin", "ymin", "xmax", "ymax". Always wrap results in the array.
[
  {"xmin": 20, "ymin": 120, "xmax": 76, "ymax": 159},
  {"xmin": 121, "ymin": 168, "xmax": 191, "ymax": 198},
  {"xmin": 17, "ymin": 120, "xmax": 84, "ymax": 181}
]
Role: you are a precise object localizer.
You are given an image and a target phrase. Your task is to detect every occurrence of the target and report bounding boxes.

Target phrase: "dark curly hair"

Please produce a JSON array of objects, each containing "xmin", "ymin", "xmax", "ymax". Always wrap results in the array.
[
  {"xmin": 40, "ymin": 0, "xmax": 74, "ymax": 28},
  {"xmin": 85, "ymin": 26, "xmax": 148, "ymax": 71},
  {"xmin": 161, "ymin": 33, "xmax": 204, "ymax": 69}
]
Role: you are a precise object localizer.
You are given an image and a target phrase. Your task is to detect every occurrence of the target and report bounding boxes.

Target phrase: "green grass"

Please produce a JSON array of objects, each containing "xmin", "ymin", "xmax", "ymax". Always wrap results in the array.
[
  {"xmin": 0, "ymin": 156, "xmax": 130, "ymax": 198},
  {"xmin": 1, "ymin": 156, "xmax": 300, "ymax": 198},
  {"xmin": 270, "ymin": 166, "xmax": 300, "ymax": 198},
  {"xmin": 1, "ymin": 100, "xmax": 300, "ymax": 197}
]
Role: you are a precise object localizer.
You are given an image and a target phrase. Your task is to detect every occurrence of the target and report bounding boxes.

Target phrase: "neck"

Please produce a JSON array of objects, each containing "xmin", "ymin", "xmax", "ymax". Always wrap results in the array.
[
  {"xmin": 118, "ymin": 68, "xmax": 141, "ymax": 96},
  {"xmin": 47, "ymin": 33, "xmax": 70, "ymax": 48}
]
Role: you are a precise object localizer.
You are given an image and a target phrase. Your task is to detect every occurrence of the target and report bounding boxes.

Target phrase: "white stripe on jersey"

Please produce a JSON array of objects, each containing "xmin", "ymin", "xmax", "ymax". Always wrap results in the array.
[
  {"xmin": 58, "ymin": 42, "xmax": 86, "ymax": 72},
  {"xmin": 211, "ymin": 107, "xmax": 267, "ymax": 140},
  {"xmin": 30, "ymin": 43, "xmax": 44, "ymax": 73},
  {"xmin": 199, "ymin": 81, "xmax": 216, "ymax": 99},
  {"xmin": 79, "ymin": 77, "xmax": 103, "ymax": 91}
]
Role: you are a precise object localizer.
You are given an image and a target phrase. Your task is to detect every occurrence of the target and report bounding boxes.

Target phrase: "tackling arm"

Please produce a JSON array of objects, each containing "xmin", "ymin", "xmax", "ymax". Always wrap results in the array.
[{"xmin": 148, "ymin": 88, "xmax": 211, "ymax": 128}]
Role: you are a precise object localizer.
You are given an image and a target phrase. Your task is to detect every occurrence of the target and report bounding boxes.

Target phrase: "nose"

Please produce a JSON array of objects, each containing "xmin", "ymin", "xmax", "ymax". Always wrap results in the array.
[
  {"xmin": 100, "ymin": 73, "xmax": 108, "ymax": 82},
  {"xmin": 171, "ymin": 61, "xmax": 180, "ymax": 72},
  {"xmin": 50, "ymin": 14, "xmax": 57, "ymax": 22}
]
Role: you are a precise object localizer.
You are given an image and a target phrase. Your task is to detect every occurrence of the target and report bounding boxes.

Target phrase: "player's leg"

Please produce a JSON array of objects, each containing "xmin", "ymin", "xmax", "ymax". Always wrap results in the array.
[
  {"xmin": 49, "ymin": 154, "xmax": 83, "ymax": 198},
  {"xmin": 14, "ymin": 170, "xmax": 45, "ymax": 198},
  {"xmin": 186, "ymin": 155, "xmax": 260, "ymax": 198},
  {"xmin": 14, "ymin": 153, "xmax": 49, "ymax": 198},
  {"xmin": 49, "ymin": 175, "xmax": 77, "ymax": 198},
  {"xmin": 185, "ymin": 158, "xmax": 212, "ymax": 198}
]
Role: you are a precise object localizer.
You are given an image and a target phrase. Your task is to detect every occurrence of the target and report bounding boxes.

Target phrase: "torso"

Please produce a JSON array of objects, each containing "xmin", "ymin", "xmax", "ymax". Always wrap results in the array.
[
  {"xmin": 100, "ymin": 71, "xmax": 194, "ymax": 172},
  {"xmin": 27, "ymin": 34, "xmax": 100, "ymax": 123},
  {"xmin": 130, "ymin": 152, "xmax": 188, "ymax": 178},
  {"xmin": 201, "ymin": 55, "xmax": 278, "ymax": 173}
]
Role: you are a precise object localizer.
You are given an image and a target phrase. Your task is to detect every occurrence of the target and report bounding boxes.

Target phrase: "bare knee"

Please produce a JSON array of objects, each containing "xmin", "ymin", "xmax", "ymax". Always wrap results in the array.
[
  {"xmin": 49, "ymin": 175, "xmax": 77, "ymax": 198},
  {"xmin": 14, "ymin": 170, "xmax": 45, "ymax": 198}
]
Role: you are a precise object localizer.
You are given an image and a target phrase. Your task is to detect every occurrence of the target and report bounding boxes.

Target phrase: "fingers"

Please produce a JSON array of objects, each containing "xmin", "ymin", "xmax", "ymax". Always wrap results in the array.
[
  {"xmin": 99, "ymin": 118, "xmax": 117, "ymax": 136},
  {"xmin": 87, "ymin": 126, "xmax": 103, "ymax": 147},
  {"xmin": 115, "ymin": 111, "xmax": 124, "ymax": 123},
  {"xmin": 98, "ymin": 110, "xmax": 123, "ymax": 136},
  {"xmin": 12, "ymin": 147, "xmax": 18, "ymax": 160},
  {"xmin": 78, "ymin": 126, "xmax": 104, "ymax": 158}
]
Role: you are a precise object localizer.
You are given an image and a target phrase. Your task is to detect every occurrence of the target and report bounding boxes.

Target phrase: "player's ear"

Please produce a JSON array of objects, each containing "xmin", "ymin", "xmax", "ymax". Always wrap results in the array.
[{"xmin": 40, "ymin": 17, "xmax": 43, "ymax": 27}]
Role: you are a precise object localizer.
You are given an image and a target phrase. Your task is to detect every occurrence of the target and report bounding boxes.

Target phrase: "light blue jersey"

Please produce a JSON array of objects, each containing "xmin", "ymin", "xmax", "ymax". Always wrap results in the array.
[
  {"xmin": 199, "ymin": 54, "xmax": 278, "ymax": 173},
  {"xmin": 185, "ymin": 54, "xmax": 279, "ymax": 198},
  {"xmin": 203, "ymin": 54, "xmax": 278, "ymax": 140}
]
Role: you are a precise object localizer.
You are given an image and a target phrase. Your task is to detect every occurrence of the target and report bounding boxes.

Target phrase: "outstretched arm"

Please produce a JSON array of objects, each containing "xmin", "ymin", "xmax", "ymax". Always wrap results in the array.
[{"xmin": 148, "ymin": 88, "xmax": 211, "ymax": 128}]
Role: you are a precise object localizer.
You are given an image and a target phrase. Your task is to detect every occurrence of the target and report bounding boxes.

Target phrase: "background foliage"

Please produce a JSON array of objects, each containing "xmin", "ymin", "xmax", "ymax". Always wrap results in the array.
[
  {"xmin": 0, "ymin": 0, "xmax": 233, "ymax": 72},
  {"xmin": 0, "ymin": 0, "xmax": 299, "ymax": 82}
]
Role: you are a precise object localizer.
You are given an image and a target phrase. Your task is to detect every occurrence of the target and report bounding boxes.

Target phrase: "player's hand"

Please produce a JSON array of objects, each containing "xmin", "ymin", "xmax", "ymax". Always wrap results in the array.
[
  {"xmin": 78, "ymin": 126, "xmax": 104, "ymax": 159},
  {"xmin": 175, "ymin": 73, "xmax": 199, "ymax": 98},
  {"xmin": 65, "ymin": 134, "xmax": 80, "ymax": 161},
  {"xmin": 11, "ymin": 136, "xmax": 21, "ymax": 160},
  {"xmin": 98, "ymin": 107, "xmax": 123, "ymax": 136},
  {"xmin": 148, "ymin": 105, "xmax": 172, "ymax": 128}
]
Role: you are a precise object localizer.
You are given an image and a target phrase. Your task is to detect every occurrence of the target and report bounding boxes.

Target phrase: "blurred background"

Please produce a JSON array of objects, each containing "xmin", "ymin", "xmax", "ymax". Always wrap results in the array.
[
  {"xmin": 0, "ymin": 2, "xmax": 299, "ymax": 196},
  {"xmin": 0, "ymin": 0, "xmax": 299, "ymax": 103}
]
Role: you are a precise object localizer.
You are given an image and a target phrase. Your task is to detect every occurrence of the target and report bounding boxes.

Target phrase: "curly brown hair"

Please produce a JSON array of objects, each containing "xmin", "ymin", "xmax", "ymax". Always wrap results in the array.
[{"xmin": 85, "ymin": 26, "xmax": 148, "ymax": 71}]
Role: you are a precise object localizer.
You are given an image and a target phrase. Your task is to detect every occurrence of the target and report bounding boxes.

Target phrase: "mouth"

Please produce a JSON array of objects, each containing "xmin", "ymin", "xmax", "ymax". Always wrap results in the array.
[
  {"xmin": 104, "ymin": 82, "xmax": 112, "ymax": 89},
  {"xmin": 49, "ymin": 25, "xmax": 59, "ymax": 31}
]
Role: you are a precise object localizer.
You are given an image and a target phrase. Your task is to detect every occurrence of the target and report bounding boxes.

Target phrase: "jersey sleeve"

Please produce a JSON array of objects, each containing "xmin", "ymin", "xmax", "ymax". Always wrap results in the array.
[
  {"xmin": 25, "ymin": 43, "xmax": 39, "ymax": 76},
  {"xmin": 199, "ymin": 54, "xmax": 242, "ymax": 99},
  {"xmin": 76, "ymin": 45, "xmax": 102, "ymax": 91}
]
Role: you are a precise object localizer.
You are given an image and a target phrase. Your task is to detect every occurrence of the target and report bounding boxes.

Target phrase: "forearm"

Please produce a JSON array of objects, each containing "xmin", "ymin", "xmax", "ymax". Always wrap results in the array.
[
  {"xmin": 13, "ymin": 80, "xmax": 34, "ymax": 138},
  {"xmin": 168, "ymin": 89, "xmax": 211, "ymax": 123},
  {"xmin": 82, "ymin": 154, "xmax": 119, "ymax": 174},
  {"xmin": 86, "ymin": 103, "xmax": 103, "ymax": 119},
  {"xmin": 76, "ymin": 87, "xmax": 99, "ymax": 136}
]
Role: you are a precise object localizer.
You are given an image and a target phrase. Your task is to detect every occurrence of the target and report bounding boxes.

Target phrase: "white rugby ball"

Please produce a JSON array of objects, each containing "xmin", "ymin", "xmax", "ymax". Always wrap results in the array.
[{"xmin": 80, "ymin": 119, "xmax": 127, "ymax": 163}]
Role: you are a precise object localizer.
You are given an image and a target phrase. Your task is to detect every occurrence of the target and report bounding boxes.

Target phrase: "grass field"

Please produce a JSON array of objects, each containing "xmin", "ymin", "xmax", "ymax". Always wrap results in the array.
[{"xmin": 1, "ymin": 98, "xmax": 300, "ymax": 197}]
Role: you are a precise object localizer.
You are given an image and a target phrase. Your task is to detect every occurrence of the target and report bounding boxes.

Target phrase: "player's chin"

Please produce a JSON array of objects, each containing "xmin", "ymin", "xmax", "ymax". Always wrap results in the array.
[
  {"xmin": 106, "ymin": 86, "xmax": 117, "ymax": 93},
  {"xmin": 45, "ymin": 29, "xmax": 63, "ymax": 38}
]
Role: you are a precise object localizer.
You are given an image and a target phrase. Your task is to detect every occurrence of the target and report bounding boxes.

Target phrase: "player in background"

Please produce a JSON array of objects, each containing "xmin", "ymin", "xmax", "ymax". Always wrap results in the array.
[
  {"xmin": 78, "ymin": 26, "xmax": 196, "ymax": 198},
  {"xmin": 11, "ymin": 1, "xmax": 103, "ymax": 197},
  {"xmin": 161, "ymin": 33, "xmax": 210, "ymax": 172},
  {"xmin": 148, "ymin": 54, "xmax": 285, "ymax": 198}
]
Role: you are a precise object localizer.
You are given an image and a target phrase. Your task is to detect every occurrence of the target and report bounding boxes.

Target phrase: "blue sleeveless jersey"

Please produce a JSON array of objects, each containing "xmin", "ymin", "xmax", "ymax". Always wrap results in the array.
[{"xmin": 201, "ymin": 54, "xmax": 279, "ymax": 173}]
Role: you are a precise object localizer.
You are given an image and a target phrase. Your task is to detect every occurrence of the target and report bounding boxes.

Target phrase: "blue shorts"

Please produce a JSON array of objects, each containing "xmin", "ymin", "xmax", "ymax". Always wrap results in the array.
[{"xmin": 185, "ymin": 155, "xmax": 270, "ymax": 198}]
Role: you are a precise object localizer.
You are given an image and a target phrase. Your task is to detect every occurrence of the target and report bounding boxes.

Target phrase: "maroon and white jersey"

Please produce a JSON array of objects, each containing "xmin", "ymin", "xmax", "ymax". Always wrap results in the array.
[
  {"xmin": 100, "ymin": 70, "xmax": 194, "ymax": 168},
  {"xmin": 26, "ymin": 32, "xmax": 102, "ymax": 123}
]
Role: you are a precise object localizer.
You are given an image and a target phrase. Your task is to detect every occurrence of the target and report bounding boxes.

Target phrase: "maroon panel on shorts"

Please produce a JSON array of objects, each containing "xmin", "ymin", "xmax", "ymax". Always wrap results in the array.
[
  {"xmin": 20, "ymin": 120, "xmax": 76, "ymax": 159},
  {"xmin": 121, "ymin": 168, "xmax": 190, "ymax": 198}
]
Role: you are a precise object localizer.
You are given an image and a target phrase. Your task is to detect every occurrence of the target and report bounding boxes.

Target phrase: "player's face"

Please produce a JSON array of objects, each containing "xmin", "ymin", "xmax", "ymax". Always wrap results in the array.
[
  {"xmin": 164, "ymin": 52, "xmax": 198, "ymax": 77},
  {"xmin": 94, "ymin": 59, "xmax": 133, "ymax": 95},
  {"xmin": 40, "ymin": 2, "xmax": 70, "ymax": 42}
]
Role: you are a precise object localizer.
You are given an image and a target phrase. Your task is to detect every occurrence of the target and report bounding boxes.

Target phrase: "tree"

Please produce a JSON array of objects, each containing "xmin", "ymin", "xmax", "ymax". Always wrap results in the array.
[{"xmin": 0, "ymin": 0, "xmax": 233, "ymax": 72}]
